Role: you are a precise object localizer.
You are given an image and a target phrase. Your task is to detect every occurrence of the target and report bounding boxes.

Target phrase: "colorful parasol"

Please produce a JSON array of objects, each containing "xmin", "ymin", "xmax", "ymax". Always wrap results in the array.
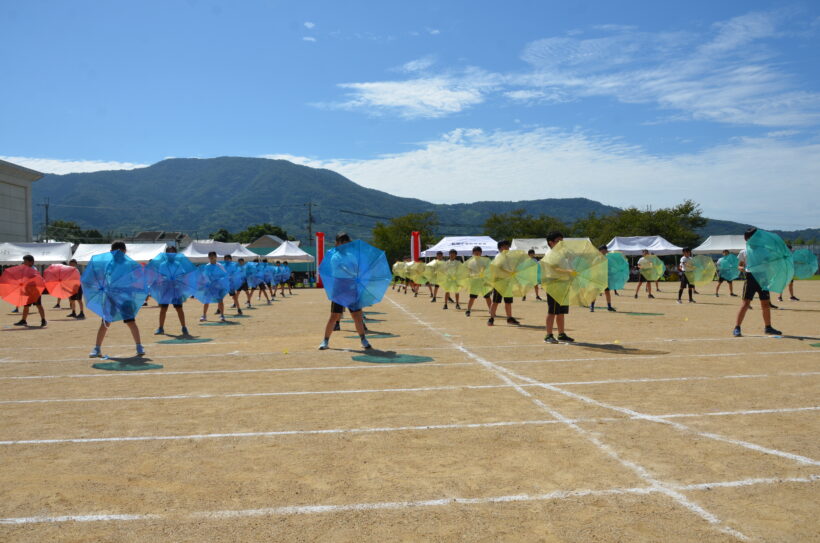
[
  {"xmin": 436, "ymin": 260, "xmax": 467, "ymax": 293},
  {"xmin": 146, "ymin": 252, "xmax": 197, "ymax": 305},
  {"xmin": 424, "ymin": 259, "xmax": 443, "ymax": 285},
  {"xmin": 194, "ymin": 263, "xmax": 230, "ymax": 303},
  {"xmin": 43, "ymin": 264, "xmax": 81, "ymax": 299},
  {"xmin": 392, "ymin": 261, "xmax": 406, "ymax": 279},
  {"xmin": 0, "ymin": 265, "xmax": 46, "ymax": 306},
  {"xmin": 81, "ymin": 250, "xmax": 149, "ymax": 322},
  {"xmin": 684, "ymin": 255, "xmax": 717, "ymax": 287},
  {"xmin": 745, "ymin": 229, "xmax": 794, "ymax": 293},
  {"xmin": 605, "ymin": 252, "xmax": 630, "ymax": 290},
  {"xmin": 406, "ymin": 261, "xmax": 427, "ymax": 284},
  {"xmin": 639, "ymin": 255, "xmax": 665, "ymax": 281},
  {"xmin": 792, "ymin": 249, "xmax": 818, "ymax": 280},
  {"xmin": 319, "ymin": 239, "xmax": 391, "ymax": 310},
  {"xmin": 717, "ymin": 253, "xmax": 740, "ymax": 281},
  {"xmin": 540, "ymin": 239, "xmax": 607, "ymax": 306},
  {"xmin": 461, "ymin": 255, "xmax": 492, "ymax": 297},
  {"xmin": 488, "ymin": 250, "xmax": 538, "ymax": 298}
]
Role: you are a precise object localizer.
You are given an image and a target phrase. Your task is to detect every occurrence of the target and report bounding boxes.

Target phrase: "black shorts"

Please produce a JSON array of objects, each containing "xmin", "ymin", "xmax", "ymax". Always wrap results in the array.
[
  {"xmin": 717, "ymin": 277, "xmax": 732, "ymax": 284},
  {"xmin": 331, "ymin": 302, "xmax": 363, "ymax": 314},
  {"xmin": 69, "ymin": 287, "xmax": 83, "ymax": 301},
  {"xmin": 547, "ymin": 294, "xmax": 569, "ymax": 315},
  {"xmin": 159, "ymin": 303, "xmax": 183, "ymax": 309},
  {"xmin": 742, "ymin": 273, "xmax": 769, "ymax": 301},
  {"xmin": 469, "ymin": 293, "xmax": 490, "ymax": 300},
  {"xmin": 25, "ymin": 296, "xmax": 42, "ymax": 308},
  {"xmin": 492, "ymin": 290, "xmax": 513, "ymax": 304},
  {"xmin": 239, "ymin": 282, "xmax": 248, "ymax": 292},
  {"xmin": 679, "ymin": 274, "xmax": 691, "ymax": 288}
]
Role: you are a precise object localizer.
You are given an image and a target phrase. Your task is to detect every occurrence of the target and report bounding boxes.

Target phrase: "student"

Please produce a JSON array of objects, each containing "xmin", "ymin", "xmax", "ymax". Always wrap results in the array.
[
  {"xmin": 543, "ymin": 232, "xmax": 574, "ymax": 343},
  {"xmin": 155, "ymin": 246, "xmax": 190, "ymax": 336},
  {"xmin": 402, "ymin": 255, "xmax": 413, "ymax": 294},
  {"xmin": 442, "ymin": 249, "xmax": 462, "ymax": 310},
  {"xmin": 200, "ymin": 251, "xmax": 227, "ymax": 323},
  {"xmin": 430, "ymin": 251, "xmax": 445, "ymax": 303},
  {"xmin": 465, "ymin": 246, "xmax": 493, "ymax": 317},
  {"xmin": 522, "ymin": 249, "xmax": 543, "ymax": 301},
  {"xmin": 318, "ymin": 232, "xmax": 372, "ymax": 351},
  {"xmin": 634, "ymin": 249, "xmax": 656, "ymax": 299},
  {"xmin": 778, "ymin": 243, "xmax": 799, "ymax": 302},
  {"xmin": 715, "ymin": 250, "xmax": 737, "ymax": 297},
  {"xmin": 236, "ymin": 258, "xmax": 253, "ymax": 308},
  {"xmin": 283, "ymin": 261, "xmax": 294, "ymax": 295},
  {"xmin": 222, "ymin": 254, "xmax": 244, "ymax": 315},
  {"xmin": 487, "ymin": 240, "xmax": 520, "ymax": 326},
  {"xmin": 733, "ymin": 228, "xmax": 782, "ymax": 337},
  {"xmin": 677, "ymin": 247, "xmax": 696, "ymax": 304},
  {"xmin": 13, "ymin": 255, "xmax": 47, "ymax": 327},
  {"xmin": 590, "ymin": 245, "xmax": 616, "ymax": 312},
  {"xmin": 67, "ymin": 259, "xmax": 86, "ymax": 319},
  {"xmin": 89, "ymin": 241, "xmax": 144, "ymax": 358}
]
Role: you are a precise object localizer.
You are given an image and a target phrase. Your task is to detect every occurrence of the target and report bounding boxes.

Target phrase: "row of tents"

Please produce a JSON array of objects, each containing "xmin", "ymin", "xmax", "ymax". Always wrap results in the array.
[
  {"xmin": 421, "ymin": 235, "xmax": 748, "ymax": 257},
  {"xmin": 0, "ymin": 240, "xmax": 315, "ymax": 265}
]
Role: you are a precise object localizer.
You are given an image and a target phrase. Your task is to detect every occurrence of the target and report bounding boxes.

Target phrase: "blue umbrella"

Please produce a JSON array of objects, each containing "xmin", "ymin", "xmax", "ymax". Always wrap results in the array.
[
  {"xmin": 244, "ymin": 262, "xmax": 262, "ymax": 288},
  {"xmin": 222, "ymin": 260, "xmax": 245, "ymax": 291},
  {"xmin": 194, "ymin": 263, "xmax": 229, "ymax": 303},
  {"xmin": 146, "ymin": 252, "xmax": 197, "ymax": 305},
  {"xmin": 281, "ymin": 264, "xmax": 292, "ymax": 284},
  {"xmin": 81, "ymin": 250, "xmax": 149, "ymax": 322},
  {"xmin": 319, "ymin": 240, "xmax": 391, "ymax": 310},
  {"xmin": 746, "ymin": 229, "xmax": 794, "ymax": 293},
  {"xmin": 606, "ymin": 252, "xmax": 630, "ymax": 290},
  {"xmin": 259, "ymin": 262, "xmax": 272, "ymax": 285},
  {"xmin": 792, "ymin": 249, "xmax": 818, "ymax": 280}
]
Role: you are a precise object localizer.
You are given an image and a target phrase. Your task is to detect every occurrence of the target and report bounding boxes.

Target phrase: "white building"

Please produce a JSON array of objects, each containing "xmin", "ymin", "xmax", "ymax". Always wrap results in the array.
[{"xmin": 0, "ymin": 159, "xmax": 44, "ymax": 242}]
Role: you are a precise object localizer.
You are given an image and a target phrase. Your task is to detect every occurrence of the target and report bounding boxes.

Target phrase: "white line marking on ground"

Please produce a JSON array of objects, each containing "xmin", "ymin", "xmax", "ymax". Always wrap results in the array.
[
  {"xmin": 497, "ymin": 350, "xmax": 818, "ymax": 366},
  {"xmin": 388, "ymin": 298, "xmax": 750, "ymax": 541},
  {"xmin": 1, "ymin": 475, "xmax": 816, "ymax": 526}
]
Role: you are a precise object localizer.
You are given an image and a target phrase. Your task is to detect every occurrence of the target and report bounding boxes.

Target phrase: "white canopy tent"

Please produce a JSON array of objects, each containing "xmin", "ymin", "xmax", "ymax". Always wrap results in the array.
[
  {"xmin": 72, "ymin": 243, "xmax": 167, "ymax": 264},
  {"xmin": 181, "ymin": 241, "xmax": 257, "ymax": 263},
  {"xmin": 0, "ymin": 242, "xmax": 73, "ymax": 265},
  {"xmin": 513, "ymin": 237, "xmax": 592, "ymax": 256},
  {"xmin": 606, "ymin": 236, "xmax": 683, "ymax": 256},
  {"xmin": 266, "ymin": 241, "xmax": 314, "ymax": 262},
  {"xmin": 693, "ymin": 235, "xmax": 746, "ymax": 254},
  {"xmin": 421, "ymin": 236, "xmax": 498, "ymax": 258}
]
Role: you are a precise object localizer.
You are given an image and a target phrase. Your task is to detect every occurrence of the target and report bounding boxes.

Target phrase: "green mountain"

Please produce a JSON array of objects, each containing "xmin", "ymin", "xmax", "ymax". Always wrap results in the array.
[{"xmin": 31, "ymin": 157, "xmax": 620, "ymax": 240}]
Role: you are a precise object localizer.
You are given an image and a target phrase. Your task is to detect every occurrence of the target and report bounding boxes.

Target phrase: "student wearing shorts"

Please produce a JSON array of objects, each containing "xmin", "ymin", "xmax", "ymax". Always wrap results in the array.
[
  {"xmin": 66, "ymin": 259, "xmax": 86, "ymax": 319},
  {"xmin": 465, "ymin": 246, "xmax": 492, "ymax": 317},
  {"xmin": 677, "ymin": 248, "xmax": 695, "ymax": 304},
  {"xmin": 715, "ymin": 250, "xmax": 737, "ymax": 297},
  {"xmin": 733, "ymin": 228, "xmax": 782, "ymax": 337},
  {"xmin": 13, "ymin": 255, "xmax": 47, "ymax": 328},
  {"xmin": 544, "ymin": 232, "xmax": 574, "ymax": 343},
  {"xmin": 633, "ymin": 249, "xmax": 656, "ymax": 299},
  {"xmin": 487, "ymin": 240, "xmax": 520, "ymax": 326},
  {"xmin": 154, "ymin": 246, "xmax": 190, "ymax": 336},
  {"xmin": 590, "ymin": 245, "xmax": 616, "ymax": 312}
]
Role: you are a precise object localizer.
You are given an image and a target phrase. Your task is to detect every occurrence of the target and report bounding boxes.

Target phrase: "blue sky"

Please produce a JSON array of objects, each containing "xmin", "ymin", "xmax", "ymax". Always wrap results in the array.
[{"xmin": 2, "ymin": 0, "xmax": 819, "ymax": 229}]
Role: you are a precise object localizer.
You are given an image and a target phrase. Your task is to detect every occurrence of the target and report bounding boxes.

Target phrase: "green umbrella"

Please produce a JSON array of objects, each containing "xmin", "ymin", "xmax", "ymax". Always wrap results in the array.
[
  {"xmin": 792, "ymin": 249, "xmax": 818, "ymax": 280},
  {"xmin": 717, "ymin": 253, "xmax": 740, "ymax": 281},
  {"xmin": 436, "ymin": 260, "xmax": 466, "ymax": 293},
  {"xmin": 640, "ymin": 255, "xmax": 665, "ymax": 281},
  {"xmin": 684, "ymin": 255, "xmax": 717, "ymax": 287},
  {"xmin": 488, "ymin": 250, "xmax": 538, "ymax": 298},
  {"xmin": 541, "ymin": 239, "xmax": 607, "ymax": 306},
  {"xmin": 461, "ymin": 255, "xmax": 492, "ymax": 297},
  {"xmin": 746, "ymin": 229, "xmax": 794, "ymax": 293},
  {"xmin": 605, "ymin": 252, "xmax": 630, "ymax": 290}
]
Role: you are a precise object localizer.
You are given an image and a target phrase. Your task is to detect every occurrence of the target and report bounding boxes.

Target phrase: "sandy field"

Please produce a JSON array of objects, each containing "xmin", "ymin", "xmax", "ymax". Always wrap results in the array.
[{"xmin": 0, "ymin": 279, "xmax": 818, "ymax": 542}]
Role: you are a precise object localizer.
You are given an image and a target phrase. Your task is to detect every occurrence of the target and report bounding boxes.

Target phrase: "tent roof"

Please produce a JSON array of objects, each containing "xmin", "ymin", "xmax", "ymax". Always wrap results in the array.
[
  {"xmin": 266, "ymin": 241, "xmax": 314, "ymax": 262},
  {"xmin": 181, "ymin": 241, "xmax": 257, "ymax": 263},
  {"xmin": 71, "ymin": 243, "xmax": 167, "ymax": 264},
  {"xmin": 606, "ymin": 236, "xmax": 683, "ymax": 256},
  {"xmin": 246, "ymin": 234, "xmax": 288, "ymax": 249},
  {"xmin": 693, "ymin": 235, "xmax": 746, "ymax": 254},
  {"xmin": 421, "ymin": 236, "xmax": 498, "ymax": 257},
  {"xmin": 0, "ymin": 242, "xmax": 73, "ymax": 265}
]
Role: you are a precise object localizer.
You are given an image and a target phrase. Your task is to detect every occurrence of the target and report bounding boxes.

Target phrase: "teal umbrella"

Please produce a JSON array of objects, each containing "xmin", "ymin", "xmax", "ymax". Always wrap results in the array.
[
  {"xmin": 792, "ymin": 249, "xmax": 818, "ymax": 280},
  {"xmin": 746, "ymin": 230, "xmax": 794, "ymax": 293},
  {"xmin": 717, "ymin": 253, "xmax": 740, "ymax": 281},
  {"xmin": 605, "ymin": 252, "xmax": 629, "ymax": 290}
]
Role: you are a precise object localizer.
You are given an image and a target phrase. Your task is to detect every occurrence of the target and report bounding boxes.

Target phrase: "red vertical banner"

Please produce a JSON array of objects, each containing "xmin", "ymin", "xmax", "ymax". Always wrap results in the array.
[
  {"xmin": 315, "ymin": 232, "xmax": 325, "ymax": 288},
  {"xmin": 411, "ymin": 231, "xmax": 421, "ymax": 261}
]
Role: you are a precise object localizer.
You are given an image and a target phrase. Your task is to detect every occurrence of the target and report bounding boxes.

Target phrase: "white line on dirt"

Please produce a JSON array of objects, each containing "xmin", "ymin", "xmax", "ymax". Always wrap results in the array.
[
  {"xmin": 497, "ymin": 350, "xmax": 818, "ymax": 366},
  {"xmin": 1, "ymin": 475, "xmax": 816, "ymax": 526}
]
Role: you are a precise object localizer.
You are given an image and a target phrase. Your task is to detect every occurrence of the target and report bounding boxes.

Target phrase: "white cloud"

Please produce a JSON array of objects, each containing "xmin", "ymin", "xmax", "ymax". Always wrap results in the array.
[
  {"xmin": 302, "ymin": 36, "xmax": 317, "ymax": 43},
  {"xmin": 400, "ymin": 55, "xmax": 436, "ymax": 73},
  {"xmin": 263, "ymin": 127, "xmax": 820, "ymax": 229},
  {"xmin": 304, "ymin": 21, "xmax": 315, "ymax": 29},
  {"xmin": 0, "ymin": 156, "xmax": 147, "ymax": 175},
  {"xmin": 427, "ymin": 28, "xmax": 440, "ymax": 35}
]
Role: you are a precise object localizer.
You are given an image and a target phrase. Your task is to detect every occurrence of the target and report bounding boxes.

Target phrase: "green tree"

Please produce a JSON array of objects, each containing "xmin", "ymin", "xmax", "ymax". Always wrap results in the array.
[
  {"xmin": 372, "ymin": 212, "xmax": 439, "ymax": 263},
  {"xmin": 483, "ymin": 209, "xmax": 567, "ymax": 240},
  {"xmin": 233, "ymin": 223, "xmax": 291, "ymax": 243},
  {"xmin": 210, "ymin": 228, "xmax": 233, "ymax": 242},
  {"xmin": 45, "ymin": 220, "xmax": 103, "ymax": 243}
]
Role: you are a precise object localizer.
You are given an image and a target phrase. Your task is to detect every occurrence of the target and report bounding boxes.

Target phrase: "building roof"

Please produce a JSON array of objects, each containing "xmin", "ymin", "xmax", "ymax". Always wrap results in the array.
[{"xmin": 0, "ymin": 159, "xmax": 44, "ymax": 183}]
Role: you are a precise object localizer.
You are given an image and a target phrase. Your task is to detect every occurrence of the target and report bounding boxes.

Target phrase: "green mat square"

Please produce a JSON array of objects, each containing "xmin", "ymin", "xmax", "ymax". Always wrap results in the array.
[
  {"xmin": 156, "ymin": 338, "xmax": 213, "ymax": 344},
  {"xmin": 811, "ymin": 343, "xmax": 820, "ymax": 348},
  {"xmin": 200, "ymin": 321, "xmax": 240, "ymax": 326},
  {"xmin": 92, "ymin": 361, "xmax": 163, "ymax": 371},
  {"xmin": 345, "ymin": 333, "xmax": 400, "ymax": 339},
  {"xmin": 351, "ymin": 353, "xmax": 434, "ymax": 364}
]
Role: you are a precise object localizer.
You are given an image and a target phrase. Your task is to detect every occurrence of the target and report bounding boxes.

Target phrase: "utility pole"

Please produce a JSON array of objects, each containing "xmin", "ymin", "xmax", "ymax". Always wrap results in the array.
[
  {"xmin": 37, "ymin": 198, "xmax": 50, "ymax": 241},
  {"xmin": 306, "ymin": 201, "xmax": 314, "ymax": 247}
]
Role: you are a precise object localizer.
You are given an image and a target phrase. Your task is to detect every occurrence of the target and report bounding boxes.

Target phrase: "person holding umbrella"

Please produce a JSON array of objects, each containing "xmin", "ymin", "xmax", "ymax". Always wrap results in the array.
[
  {"xmin": 148, "ymin": 246, "xmax": 193, "ymax": 336},
  {"xmin": 67, "ymin": 259, "xmax": 86, "ymax": 319},
  {"xmin": 12, "ymin": 255, "xmax": 47, "ymax": 328},
  {"xmin": 733, "ymin": 228, "xmax": 784, "ymax": 337}
]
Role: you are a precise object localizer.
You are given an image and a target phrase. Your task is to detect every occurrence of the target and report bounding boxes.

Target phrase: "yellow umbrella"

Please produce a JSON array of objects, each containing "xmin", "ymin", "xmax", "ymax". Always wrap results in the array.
[
  {"xmin": 541, "ymin": 239, "xmax": 607, "ymax": 306},
  {"xmin": 406, "ymin": 261, "xmax": 427, "ymax": 284},
  {"xmin": 461, "ymin": 255, "xmax": 492, "ymax": 297},
  {"xmin": 424, "ymin": 259, "xmax": 443, "ymax": 285},
  {"xmin": 488, "ymin": 250, "xmax": 538, "ymax": 298},
  {"xmin": 392, "ymin": 261, "xmax": 406, "ymax": 279},
  {"xmin": 640, "ymin": 255, "xmax": 665, "ymax": 281},
  {"xmin": 436, "ymin": 259, "xmax": 467, "ymax": 293},
  {"xmin": 684, "ymin": 255, "xmax": 717, "ymax": 287}
]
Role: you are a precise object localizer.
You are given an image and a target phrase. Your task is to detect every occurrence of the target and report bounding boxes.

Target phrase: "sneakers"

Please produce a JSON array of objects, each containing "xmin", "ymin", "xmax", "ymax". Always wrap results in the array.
[
  {"xmin": 136, "ymin": 344, "xmax": 145, "ymax": 356},
  {"xmin": 199, "ymin": 315, "xmax": 206, "ymax": 322},
  {"xmin": 465, "ymin": 310, "xmax": 471, "ymax": 317},
  {"xmin": 487, "ymin": 317, "xmax": 494, "ymax": 326},
  {"xmin": 154, "ymin": 327, "xmax": 164, "ymax": 335},
  {"xmin": 689, "ymin": 300, "xmax": 696, "ymax": 303},
  {"xmin": 456, "ymin": 303, "xmax": 461, "ymax": 310},
  {"xmin": 715, "ymin": 293, "xmax": 719, "ymax": 298},
  {"xmin": 557, "ymin": 333, "xmax": 575, "ymax": 343},
  {"xmin": 522, "ymin": 296, "xmax": 527, "ymax": 301},
  {"xmin": 361, "ymin": 338, "xmax": 372, "ymax": 349},
  {"xmin": 11, "ymin": 307, "xmax": 18, "ymax": 313},
  {"xmin": 443, "ymin": 304, "xmax": 448, "ymax": 310},
  {"xmin": 219, "ymin": 315, "xmax": 226, "ymax": 323},
  {"xmin": 648, "ymin": 294, "xmax": 655, "ymax": 299},
  {"xmin": 89, "ymin": 346, "xmax": 102, "ymax": 358},
  {"xmin": 730, "ymin": 293, "xmax": 738, "ymax": 297},
  {"xmin": 536, "ymin": 296, "xmax": 543, "ymax": 301},
  {"xmin": 634, "ymin": 294, "xmax": 638, "ymax": 299},
  {"xmin": 677, "ymin": 299, "xmax": 682, "ymax": 304},
  {"xmin": 76, "ymin": 312, "xmax": 85, "ymax": 319},
  {"xmin": 181, "ymin": 326, "xmax": 190, "ymax": 336},
  {"xmin": 507, "ymin": 317, "xmax": 520, "ymax": 325},
  {"xmin": 777, "ymin": 296, "xmax": 783, "ymax": 302},
  {"xmin": 13, "ymin": 320, "xmax": 26, "ymax": 326},
  {"xmin": 769, "ymin": 303, "xmax": 779, "ymax": 309},
  {"xmin": 790, "ymin": 296, "xmax": 800, "ymax": 301},
  {"xmin": 68, "ymin": 311, "xmax": 77, "ymax": 318},
  {"xmin": 237, "ymin": 308, "xmax": 243, "ymax": 315},
  {"xmin": 52, "ymin": 302, "xmax": 61, "ymax": 309},
  {"xmin": 318, "ymin": 339, "xmax": 329, "ymax": 350},
  {"xmin": 430, "ymin": 297, "xmax": 437, "ymax": 303},
  {"xmin": 607, "ymin": 306, "xmax": 617, "ymax": 312},
  {"xmin": 590, "ymin": 305, "xmax": 595, "ymax": 312},
  {"xmin": 764, "ymin": 325, "xmax": 782, "ymax": 336},
  {"xmin": 40, "ymin": 320, "xmax": 47, "ymax": 327},
  {"xmin": 732, "ymin": 326, "xmax": 742, "ymax": 337},
  {"xmin": 544, "ymin": 334, "xmax": 559, "ymax": 344}
]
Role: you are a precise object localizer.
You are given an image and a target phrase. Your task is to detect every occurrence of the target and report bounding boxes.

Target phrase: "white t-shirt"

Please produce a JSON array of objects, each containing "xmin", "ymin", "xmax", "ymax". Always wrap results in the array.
[
  {"xmin": 679, "ymin": 255, "xmax": 689, "ymax": 273},
  {"xmin": 637, "ymin": 256, "xmax": 649, "ymax": 269},
  {"xmin": 738, "ymin": 249, "xmax": 748, "ymax": 272}
]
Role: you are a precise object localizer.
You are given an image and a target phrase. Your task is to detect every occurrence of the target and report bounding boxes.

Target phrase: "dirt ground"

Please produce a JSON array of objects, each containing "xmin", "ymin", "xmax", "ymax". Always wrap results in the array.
[{"xmin": 0, "ymin": 280, "xmax": 818, "ymax": 542}]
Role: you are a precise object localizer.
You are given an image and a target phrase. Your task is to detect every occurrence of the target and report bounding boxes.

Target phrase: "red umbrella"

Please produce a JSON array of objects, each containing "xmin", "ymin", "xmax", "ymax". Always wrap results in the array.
[
  {"xmin": 43, "ymin": 264, "xmax": 81, "ymax": 299},
  {"xmin": 0, "ymin": 265, "xmax": 46, "ymax": 306}
]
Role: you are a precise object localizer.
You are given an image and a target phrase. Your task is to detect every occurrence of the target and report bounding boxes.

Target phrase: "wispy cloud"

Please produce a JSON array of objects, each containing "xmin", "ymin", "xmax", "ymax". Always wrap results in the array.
[
  {"xmin": 0, "ymin": 156, "xmax": 147, "ymax": 175},
  {"xmin": 302, "ymin": 36, "xmax": 317, "ymax": 43},
  {"xmin": 262, "ymin": 127, "xmax": 820, "ymax": 229},
  {"xmin": 303, "ymin": 21, "xmax": 315, "ymax": 29},
  {"xmin": 399, "ymin": 55, "xmax": 436, "ymax": 73}
]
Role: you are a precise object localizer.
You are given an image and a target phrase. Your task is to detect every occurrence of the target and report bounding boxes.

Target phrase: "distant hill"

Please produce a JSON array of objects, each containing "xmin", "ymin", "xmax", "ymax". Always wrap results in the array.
[
  {"xmin": 31, "ymin": 156, "xmax": 816, "ymax": 242},
  {"xmin": 31, "ymin": 157, "xmax": 620, "ymax": 240}
]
